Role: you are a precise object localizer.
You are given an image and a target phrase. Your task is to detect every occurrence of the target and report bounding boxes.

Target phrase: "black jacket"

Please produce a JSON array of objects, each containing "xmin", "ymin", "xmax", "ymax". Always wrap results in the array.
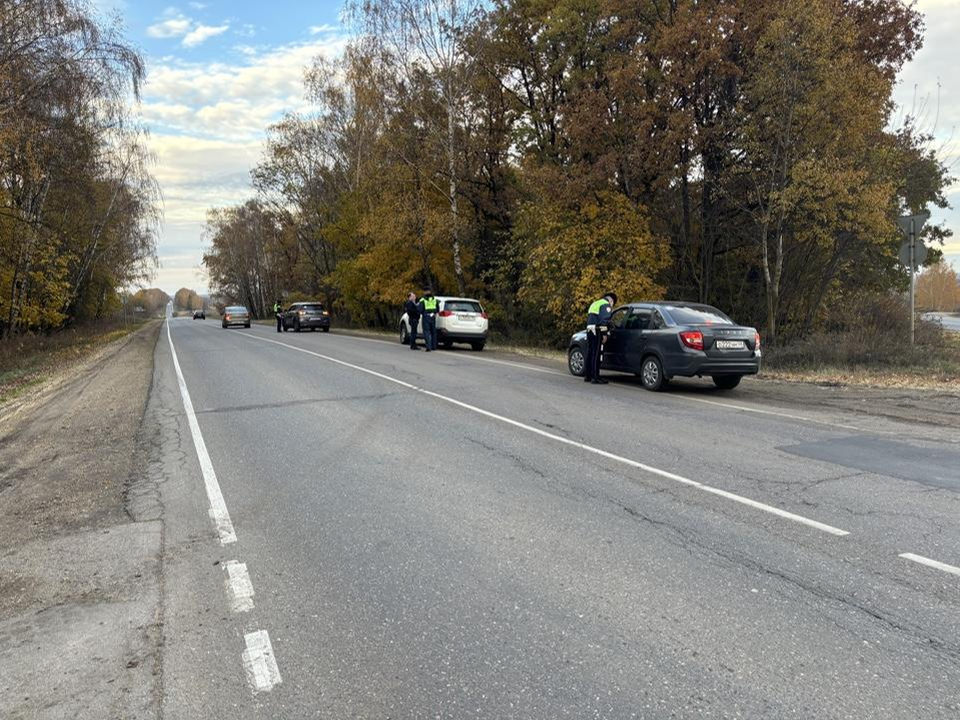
[{"xmin": 404, "ymin": 299, "xmax": 421, "ymax": 320}]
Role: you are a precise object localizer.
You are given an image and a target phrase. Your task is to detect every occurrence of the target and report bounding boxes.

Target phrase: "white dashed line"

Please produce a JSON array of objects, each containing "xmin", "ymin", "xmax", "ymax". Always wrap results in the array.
[
  {"xmin": 899, "ymin": 553, "xmax": 960, "ymax": 578},
  {"xmin": 167, "ymin": 319, "xmax": 237, "ymax": 544},
  {"xmin": 224, "ymin": 561, "xmax": 255, "ymax": 612},
  {"xmin": 242, "ymin": 630, "xmax": 282, "ymax": 693},
  {"xmin": 238, "ymin": 332, "xmax": 850, "ymax": 537}
]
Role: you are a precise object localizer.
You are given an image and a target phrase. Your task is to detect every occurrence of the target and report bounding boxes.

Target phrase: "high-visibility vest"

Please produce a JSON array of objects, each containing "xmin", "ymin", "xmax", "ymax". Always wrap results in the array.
[
  {"xmin": 421, "ymin": 296, "xmax": 438, "ymax": 312},
  {"xmin": 588, "ymin": 298, "xmax": 608, "ymax": 315},
  {"xmin": 273, "ymin": 303, "xmax": 281, "ymax": 313}
]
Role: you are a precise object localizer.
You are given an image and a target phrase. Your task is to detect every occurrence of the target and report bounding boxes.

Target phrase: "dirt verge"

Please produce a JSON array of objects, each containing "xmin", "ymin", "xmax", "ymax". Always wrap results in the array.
[{"xmin": 0, "ymin": 321, "xmax": 163, "ymax": 719}]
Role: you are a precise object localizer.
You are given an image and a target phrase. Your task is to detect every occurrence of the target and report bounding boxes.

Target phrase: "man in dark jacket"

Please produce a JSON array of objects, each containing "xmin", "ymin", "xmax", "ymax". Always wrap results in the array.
[{"xmin": 404, "ymin": 292, "xmax": 421, "ymax": 349}]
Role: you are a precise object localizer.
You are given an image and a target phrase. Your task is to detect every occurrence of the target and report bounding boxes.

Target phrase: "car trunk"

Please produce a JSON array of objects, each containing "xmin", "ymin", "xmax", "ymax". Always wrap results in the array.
[{"xmin": 698, "ymin": 325, "xmax": 757, "ymax": 358}]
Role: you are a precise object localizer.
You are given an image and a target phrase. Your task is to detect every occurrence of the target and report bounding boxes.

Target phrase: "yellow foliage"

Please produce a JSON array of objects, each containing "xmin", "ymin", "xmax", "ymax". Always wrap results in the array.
[{"xmin": 518, "ymin": 193, "xmax": 670, "ymax": 332}]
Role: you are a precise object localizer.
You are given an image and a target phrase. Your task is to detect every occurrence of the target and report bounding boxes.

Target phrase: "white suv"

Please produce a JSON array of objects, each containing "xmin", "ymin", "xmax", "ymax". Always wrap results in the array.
[{"xmin": 399, "ymin": 296, "xmax": 489, "ymax": 351}]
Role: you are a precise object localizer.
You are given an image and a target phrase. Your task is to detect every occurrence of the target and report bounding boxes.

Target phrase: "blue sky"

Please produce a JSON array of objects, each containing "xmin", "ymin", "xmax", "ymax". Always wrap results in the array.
[{"xmin": 94, "ymin": 0, "xmax": 958, "ymax": 294}]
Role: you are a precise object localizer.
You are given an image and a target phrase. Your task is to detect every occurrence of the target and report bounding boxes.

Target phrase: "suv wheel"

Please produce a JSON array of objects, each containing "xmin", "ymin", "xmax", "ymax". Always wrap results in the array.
[
  {"xmin": 568, "ymin": 346, "xmax": 585, "ymax": 377},
  {"xmin": 470, "ymin": 341, "xmax": 485, "ymax": 351},
  {"xmin": 399, "ymin": 323, "xmax": 409, "ymax": 345},
  {"xmin": 640, "ymin": 356, "xmax": 666, "ymax": 391},
  {"xmin": 712, "ymin": 375, "xmax": 742, "ymax": 390}
]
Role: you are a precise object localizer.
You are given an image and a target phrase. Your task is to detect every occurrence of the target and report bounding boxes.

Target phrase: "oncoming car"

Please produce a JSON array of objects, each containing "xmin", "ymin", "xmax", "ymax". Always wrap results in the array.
[
  {"xmin": 567, "ymin": 302, "xmax": 760, "ymax": 390},
  {"xmin": 281, "ymin": 302, "xmax": 331, "ymax": 332},
  {"xmin": 221, "ymin": 306, "xmax": 251, "ymax": 329},
  {"xmin": 399, "ymin": 296, "xmax": 488, "ymax": 351},
  {"xmin": 192, "ymin": 309, "xmax": 205, "ymax": 320}
]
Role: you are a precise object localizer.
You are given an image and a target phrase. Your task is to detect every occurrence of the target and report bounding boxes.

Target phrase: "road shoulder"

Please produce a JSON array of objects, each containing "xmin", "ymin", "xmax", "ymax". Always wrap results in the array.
[{"xmin": 0, "ymin": 322, "xmax": 163, "ymax": 720}]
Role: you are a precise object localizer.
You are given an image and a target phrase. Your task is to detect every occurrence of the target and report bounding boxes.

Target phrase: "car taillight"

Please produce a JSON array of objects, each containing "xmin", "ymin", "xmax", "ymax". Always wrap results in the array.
[
  {"xmin": 679, "ymin": 330, "xmax": 704, "ymax": 351},
  {"xmin": 480, "ymin": 312, "xmax": 488, "ymax": 319},
  {"xmin": 322, "ymin": 311, "xmax": 329, "ymax": 316},
  {"xmin": 755, "ymin": 332, "xmax": 761, "ymax": 351},
  {"xmin": 438, "ymin": 310, "xmax": 453, "ymax": 317},
  {"xmin": 225, "ymin": 315, "xmax": 231, "ymax": 321},
  {"xmin": 298, "ymin": 310, "xmax": 306, "ymax": 316}
]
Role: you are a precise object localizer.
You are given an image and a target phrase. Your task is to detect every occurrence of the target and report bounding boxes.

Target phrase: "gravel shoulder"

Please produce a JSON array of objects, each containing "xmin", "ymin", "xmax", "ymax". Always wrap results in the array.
[{"xmin": 0, "ymin": 321, "xmax": 163, "ymax": 720}]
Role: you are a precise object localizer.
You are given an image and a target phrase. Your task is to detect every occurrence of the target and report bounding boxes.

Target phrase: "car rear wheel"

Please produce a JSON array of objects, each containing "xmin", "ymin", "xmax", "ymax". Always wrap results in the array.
[
  {"xmin": 244, "ymin": 323, "xmax": 250, "ymax": 328},
  {"xmin": 471, "ymin": 341, "xmax": 485, "ymax": 351},
  {"xmin": 568, "ymin": 346, "xmax": 585, "ymax": 377},
  {"xmin": 712, "ymin": 375, "xmax": 742, "ymax": 390},
  {"xmin": 399, "ymin": 324, "xmax": 408, "ymax": 344},
  {"xmin": 640, "ymin": 356, "xmax": 667, "ymax": 391},
  {"xmin": 441, "ymin": 340, "xmax": 453, "ymax": 349},
  {"xmin": 322, "ymin": 327, "xmax": 329, "ymax": 333}
]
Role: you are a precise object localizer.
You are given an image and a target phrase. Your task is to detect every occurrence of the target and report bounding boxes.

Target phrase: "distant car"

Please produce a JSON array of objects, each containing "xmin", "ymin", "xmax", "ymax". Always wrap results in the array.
[
  {"xmin": 399, "ymin": 296, "xmax": 488, "ymax": 350},
  {"xmin": 192, "ymin": 309, "xmax": 205, "ymax": 320},
  {"xmin": 567, "ymin": 302, "xmax": 760, "ymax": 391},
  {"xmin": 221, "ymin": 306, "xmax": 251, "ymax": 329},
  {"xmin": 281, "ymin": 302, "xmax": 330, "ymax": 332}
]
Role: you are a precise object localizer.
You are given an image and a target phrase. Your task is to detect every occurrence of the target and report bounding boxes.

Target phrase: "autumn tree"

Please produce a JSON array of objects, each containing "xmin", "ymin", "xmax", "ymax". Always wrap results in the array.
[{"xmin": 917, "ymin": 261, "xmax": 960, "ymax": 312}]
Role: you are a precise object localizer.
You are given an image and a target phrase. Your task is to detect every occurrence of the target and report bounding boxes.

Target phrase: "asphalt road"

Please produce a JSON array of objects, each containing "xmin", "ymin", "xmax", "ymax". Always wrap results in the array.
[
  {"xmin": 154, "ymin": 317, "xmax": 960, "ymax": 719},
  {"xmin": 923, "ymin": 312, "xmax": 960, "ymax": 333}
]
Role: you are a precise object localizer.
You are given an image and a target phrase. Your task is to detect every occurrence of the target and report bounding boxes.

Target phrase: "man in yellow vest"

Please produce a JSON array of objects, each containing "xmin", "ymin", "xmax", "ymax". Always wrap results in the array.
[
  {"xmin": 419, "ymin": 288, "xmax": 439, "ymax": 352},
  {"xmin": 585, "ymin": 292, "xmax": 617, "ymax": 384}
]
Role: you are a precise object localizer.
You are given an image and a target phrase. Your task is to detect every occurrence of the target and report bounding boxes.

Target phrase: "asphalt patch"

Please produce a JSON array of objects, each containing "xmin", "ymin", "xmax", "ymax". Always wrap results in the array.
[{"xmin": 781, "ymin": 435, "xmax": 960, "ymax": 491}]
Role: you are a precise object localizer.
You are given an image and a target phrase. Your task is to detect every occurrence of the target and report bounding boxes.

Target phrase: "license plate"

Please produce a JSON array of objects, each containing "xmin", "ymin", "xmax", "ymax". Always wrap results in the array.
[
  {"xmin": 457, "ymin": 314, "xmax": 476, "ymax": 321},
  {"xmin": 716, "ymin": 340, "xmax": 745, "ymax": 350}
]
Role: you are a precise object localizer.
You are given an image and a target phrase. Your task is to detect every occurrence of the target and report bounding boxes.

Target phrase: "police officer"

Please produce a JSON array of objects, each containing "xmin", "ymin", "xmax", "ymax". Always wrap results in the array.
[
  {"xmin": 273, "ymin": 299, "xmax": 283, "ymax": 333},
  {"xmin": 419, "ymin": 288, "xmax": 439, "ymax": 352},
  {"xmin": 585, "ymin": 292, "xmax": 617, "ymax": 384}
]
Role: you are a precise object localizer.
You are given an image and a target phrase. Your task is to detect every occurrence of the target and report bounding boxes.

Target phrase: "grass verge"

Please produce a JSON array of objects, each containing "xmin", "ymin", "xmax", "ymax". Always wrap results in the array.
[{"xmin": 0, "ymin": 321, "xmax": 153, "ymax": 404}]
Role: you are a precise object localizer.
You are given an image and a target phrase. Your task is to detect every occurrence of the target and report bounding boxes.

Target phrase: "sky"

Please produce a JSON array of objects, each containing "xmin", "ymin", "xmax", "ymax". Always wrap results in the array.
[{"xmin": 94, "ymin": 0, "xmax": 959, "ymax": 295}]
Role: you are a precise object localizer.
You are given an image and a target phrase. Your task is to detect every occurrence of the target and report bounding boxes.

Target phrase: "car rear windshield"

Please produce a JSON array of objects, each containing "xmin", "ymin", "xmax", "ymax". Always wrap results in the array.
[
  {"xmin": 663, "ymin": 305, "xmax": 732, "ymax": 325},
  {"xmin": 226, "ymin": 306, "xmax": 247, "ymax": 313},
  {"xmin": 444, "ymin": 301, "xmax": 483, "ymax": 313},
  {"xmin": 299, "ymin": 304, "xmax": 324, "ymax": 312}
]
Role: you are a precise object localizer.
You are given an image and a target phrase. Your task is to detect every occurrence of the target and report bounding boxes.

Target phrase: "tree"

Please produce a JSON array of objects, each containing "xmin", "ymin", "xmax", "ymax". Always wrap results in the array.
[{"xmin": 917, "ymin": 261, "xmax": 960, "ymax": 312}]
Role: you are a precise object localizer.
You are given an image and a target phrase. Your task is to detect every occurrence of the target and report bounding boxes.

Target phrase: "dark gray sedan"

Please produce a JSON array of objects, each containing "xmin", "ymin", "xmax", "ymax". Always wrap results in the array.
[{"xmin": 568, "ymin": 302, "xmax": 761, "ymax": 390}]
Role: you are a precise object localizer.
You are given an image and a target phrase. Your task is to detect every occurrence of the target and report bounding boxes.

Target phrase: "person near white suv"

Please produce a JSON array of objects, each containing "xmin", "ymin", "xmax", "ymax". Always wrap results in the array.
[{"xmin": 400, "ymin": 294, "xmax": 489, "ymax": 351}]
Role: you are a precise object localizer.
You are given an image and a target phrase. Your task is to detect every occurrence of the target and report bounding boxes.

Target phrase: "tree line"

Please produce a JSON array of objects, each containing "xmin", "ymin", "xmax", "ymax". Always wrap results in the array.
[
  {"xmin": 202, "ymin": 0, "xmax": 952, "ymax": 345},
  {"xmin": 0, "ymin": 0, "xmax": 158, "ymax": 338}
]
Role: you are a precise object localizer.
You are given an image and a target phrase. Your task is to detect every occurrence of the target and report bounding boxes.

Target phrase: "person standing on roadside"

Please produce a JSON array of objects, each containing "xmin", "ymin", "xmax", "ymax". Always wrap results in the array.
[
  {"xmin": 274, "ymin": 299, "xmax": 283, "ymax": 333},
  {"xmin": 419, "ymin": 288, "xmax": 439, "ymax": 352},
  {"xmin": 584, "ymin": 292, "xmax": 617, "ymax": 384},
  {"xmin": 404, "ymin": 292, "xmax": 421, "ymax": 350}
]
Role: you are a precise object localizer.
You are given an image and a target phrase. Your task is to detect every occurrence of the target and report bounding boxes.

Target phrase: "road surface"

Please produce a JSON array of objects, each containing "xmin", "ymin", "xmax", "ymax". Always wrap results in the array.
[
  {"xmin": 151, "ymin": 317, "xmax": 960, "ymax": 718},
  {"xmin": 923, "ymin": 312, "xmax": 960, "ymax": 333}
]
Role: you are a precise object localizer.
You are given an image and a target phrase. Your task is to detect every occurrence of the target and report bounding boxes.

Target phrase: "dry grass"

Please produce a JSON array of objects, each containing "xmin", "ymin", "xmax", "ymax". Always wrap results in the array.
[{"xmin": 0, "ymin": 321, "xmax": 151, "ymax": 403}]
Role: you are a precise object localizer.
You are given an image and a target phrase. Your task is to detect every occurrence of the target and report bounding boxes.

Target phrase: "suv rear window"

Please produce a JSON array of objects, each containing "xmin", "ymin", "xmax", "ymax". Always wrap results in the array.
[
  {"xmin": 444, "ymin": 301, "xmax": 483, "ymax": 313},
  {"xmin": 298, "ymin": 304, "xmax": 324, "ymax": 312},
  {"xmin": 663, "ymin": 305, "xmax": 732, "ymax": 325}
]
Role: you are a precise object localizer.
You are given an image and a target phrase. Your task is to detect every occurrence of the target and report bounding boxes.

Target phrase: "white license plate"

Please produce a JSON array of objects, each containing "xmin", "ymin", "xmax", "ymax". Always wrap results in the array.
[
  {"xmin": 715, "ymin": 340, "xmax": 745, "ymax": 350},
  {"xmin": 457, "ymin": 314, "xmax": 476, "ymax": 321}
]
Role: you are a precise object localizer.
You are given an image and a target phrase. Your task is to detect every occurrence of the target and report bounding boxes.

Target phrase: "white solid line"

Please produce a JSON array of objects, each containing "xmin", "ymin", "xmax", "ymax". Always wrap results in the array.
[
  {"xmin": 255, "ymin": 326, "xmax": 867, "ymax": 431},
  {"xmin": 166, "ymin": 319, "xmax": 237, "ymax": 544},
  {"xmin": 238, "ymin": 332, "xmax": 850, "ymax": 537},
  {"xmin": 242, "ymin": 629, "xmax": 282, "ymax": 693},
  {"xmin": 899, "ymin": 553, "xmax": 960, "ymax": 578},
  {"xmin": 224, "ymin": 560, "xmax": 255, "ymax": 612}
]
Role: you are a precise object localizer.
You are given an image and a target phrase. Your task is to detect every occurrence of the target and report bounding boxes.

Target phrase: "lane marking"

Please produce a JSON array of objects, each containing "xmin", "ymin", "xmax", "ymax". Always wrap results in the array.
[
  {"xmin": 242, "ymin": 630, "xmax": 282, "ymax": 693},
  {"xmin": 899, "ymin": 553, "xmax": 960, "ymax": 578},
  {"xmin": 238, "ymin": 332, "xmax": 850, "ymax": 537},
  {"xmin": 247, "ymin": 325, "xmax": 870, "ymax": 432},
  {"xmin": 166, "ymin": 319, "xmax": 238, "ymax": 544},
  {"xmin": 224, "ymin": 560, "xmax": 255, "ymax": 612}
]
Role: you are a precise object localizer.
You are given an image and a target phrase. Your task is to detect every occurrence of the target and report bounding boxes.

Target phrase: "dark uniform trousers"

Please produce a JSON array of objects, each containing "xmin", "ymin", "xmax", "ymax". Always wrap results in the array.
[
  {"xmin": 422, "ymin": 314, "xmax": 437, "ymax": 350},
  {"xmin": 586, "ymin": 330, "xmax": 601, "ymax": 380}
]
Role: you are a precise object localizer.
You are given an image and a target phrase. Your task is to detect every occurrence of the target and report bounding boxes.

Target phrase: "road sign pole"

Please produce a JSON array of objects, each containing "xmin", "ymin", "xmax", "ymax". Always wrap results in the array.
[{"xmin": 909, "ymin": 217, "xmax": 915, "ymax": 346}]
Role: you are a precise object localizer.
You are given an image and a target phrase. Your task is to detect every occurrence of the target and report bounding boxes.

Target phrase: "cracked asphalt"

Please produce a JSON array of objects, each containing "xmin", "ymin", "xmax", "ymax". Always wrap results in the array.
[{"xmin": 156, "ymin": 317, "xmax": 960, "ymax": 718}]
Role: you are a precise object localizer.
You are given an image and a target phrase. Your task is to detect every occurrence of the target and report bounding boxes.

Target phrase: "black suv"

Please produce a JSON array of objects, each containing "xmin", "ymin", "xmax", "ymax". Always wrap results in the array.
[
  {"xmin": 281, "ymin": 302, "xmax": 331, "ymax": 332},
  {"xmin": 568, "ymin": 302, "xmax": 760, "ymax": 390}
]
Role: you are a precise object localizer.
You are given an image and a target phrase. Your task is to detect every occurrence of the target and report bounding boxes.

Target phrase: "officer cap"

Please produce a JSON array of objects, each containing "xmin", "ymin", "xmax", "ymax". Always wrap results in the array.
[{"xmin": 604, "ymin": 292, "xmax": 618, "ymax": 304}]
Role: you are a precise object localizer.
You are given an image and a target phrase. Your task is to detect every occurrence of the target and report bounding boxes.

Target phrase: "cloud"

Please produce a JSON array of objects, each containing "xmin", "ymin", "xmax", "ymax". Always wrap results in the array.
[
  {"xmin": 182, "ymin": 24, "xmax": 229, "ymax": 48},
  {"xmin": 309, "ymin": 24, "xmax": 339, "ymax": 35},
  {"xmin": 147, "ymin": 16, "xmax": 193, "ymax": 39},
  {"xmin": 146, "ymin": 10, "xmax": 230, "ymax": 48}
]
